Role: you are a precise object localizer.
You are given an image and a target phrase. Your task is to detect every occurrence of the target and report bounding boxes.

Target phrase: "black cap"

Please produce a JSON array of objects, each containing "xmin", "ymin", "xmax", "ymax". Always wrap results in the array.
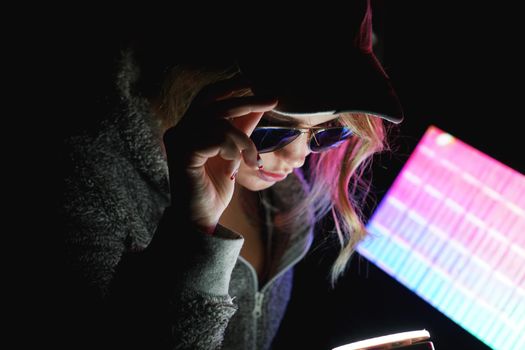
[
  {"xmin": 237, "ymin": 0, "xmax": 404, "ymax": 123},
  {"xmin": 116, "ymin": 1, "xmax": 403, "ymax": 123}
]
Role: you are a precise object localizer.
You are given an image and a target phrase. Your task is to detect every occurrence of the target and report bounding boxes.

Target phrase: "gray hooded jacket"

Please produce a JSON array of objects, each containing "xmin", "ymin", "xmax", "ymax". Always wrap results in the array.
[{"xmin": 63, "ymin": 57, "xmax": 315, "ymax": 350}]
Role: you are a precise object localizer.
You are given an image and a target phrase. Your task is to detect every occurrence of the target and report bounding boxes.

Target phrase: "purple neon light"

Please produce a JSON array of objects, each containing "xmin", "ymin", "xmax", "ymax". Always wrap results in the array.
[{"xmin": 358, "ymin": 126, "xmax": 525, "ymax": 350}]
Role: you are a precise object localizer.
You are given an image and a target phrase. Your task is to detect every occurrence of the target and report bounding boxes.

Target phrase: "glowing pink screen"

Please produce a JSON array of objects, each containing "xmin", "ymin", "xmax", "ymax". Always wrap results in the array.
[{"xmin": 358, "ymin": 126, "xmax": 525, "ymax": 350}]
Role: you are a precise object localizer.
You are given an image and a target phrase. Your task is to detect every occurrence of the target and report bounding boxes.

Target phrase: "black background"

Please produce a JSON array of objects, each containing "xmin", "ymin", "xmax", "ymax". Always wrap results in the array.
[{"xmin": 273, "ymin": 1, "xmax": 522, "ymax": 350}]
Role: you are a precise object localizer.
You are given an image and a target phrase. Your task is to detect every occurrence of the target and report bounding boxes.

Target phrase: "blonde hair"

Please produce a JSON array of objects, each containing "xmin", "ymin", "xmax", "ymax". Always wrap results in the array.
[
  {"xmin": 152, "ymin": 63, "xmax": 389, "ymax": 287},
  {"xmin": 307, "ymin": 113, "xmax": 387, "ymax": 285}
]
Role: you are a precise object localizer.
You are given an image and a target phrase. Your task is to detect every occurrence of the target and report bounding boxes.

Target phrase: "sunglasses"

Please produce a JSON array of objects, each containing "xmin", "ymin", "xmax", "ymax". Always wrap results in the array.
[{"xmin": 250, "ymin": 125, "xmax": 355, "ymax": 154}]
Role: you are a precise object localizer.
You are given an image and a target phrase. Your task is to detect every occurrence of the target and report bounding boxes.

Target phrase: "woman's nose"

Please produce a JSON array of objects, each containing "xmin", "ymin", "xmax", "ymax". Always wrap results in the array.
[{"xmin": 276, "ymin": 133, "xmax": 311, "ymax": 168}]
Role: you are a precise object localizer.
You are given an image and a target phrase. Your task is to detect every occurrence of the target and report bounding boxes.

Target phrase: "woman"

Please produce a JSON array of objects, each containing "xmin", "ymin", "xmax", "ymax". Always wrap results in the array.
[{"xmin": 62, "ymin": 2, "xmax": 403, "ymax": 349}]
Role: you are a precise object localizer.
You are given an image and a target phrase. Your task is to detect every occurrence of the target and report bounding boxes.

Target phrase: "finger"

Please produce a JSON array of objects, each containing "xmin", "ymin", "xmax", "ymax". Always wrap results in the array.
[
  {"xmin": 192, "ymin": 75, "xmax": 251, "ymax": 106},
  {"xmin": 186, "ymin": 138, "xmax": 232, "ymax": 170},
  {"xmin": 210, "ymin": 96, "xmax": 278, "ymax": 119},
  {"xmin": 217, "ymin": 135, "xmax": 243, "ymax": 162},
  {"xmin": 205, "ymin": 153, "xmax": 241, "ymax": 181},
  {"xmin": 221, "ymin": 152, "xmax": 242, "ymax": 178},
  {"xmin": 165, "ymin": 119, "xmax": 259, "ymax": 170},
  {"xmin": 228, "ymin": 111, "xmax": 264, "ymax": 137},
  {"xmin": 224, "ymin": 124, "xmax": 261, "ymax": 169},
  {"xmin": 195, "ymin": 121, "xmax": 260, "ymax": 170}
]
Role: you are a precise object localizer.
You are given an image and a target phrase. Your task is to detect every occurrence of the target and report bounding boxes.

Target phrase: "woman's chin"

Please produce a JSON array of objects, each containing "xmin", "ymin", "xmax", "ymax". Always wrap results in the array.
[{"xmin": 236, "ymin": 172, "xmax": 275, "ymax": 192}]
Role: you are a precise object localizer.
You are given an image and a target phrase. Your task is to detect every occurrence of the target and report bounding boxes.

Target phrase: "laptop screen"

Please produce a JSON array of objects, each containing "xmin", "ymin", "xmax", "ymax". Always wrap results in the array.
[{"xmin": 357, "ymin": 126, "xmax": 525, "ymax": 350}]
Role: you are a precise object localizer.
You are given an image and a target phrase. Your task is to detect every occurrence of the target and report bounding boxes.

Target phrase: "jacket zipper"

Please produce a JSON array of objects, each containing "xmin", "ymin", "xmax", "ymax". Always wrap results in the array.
[
  {"xmin": 239, "ymin": 245, "xmax": 311, "ymax": 317},
  {"xmin": 237, "ymin": 232, "xmax": 312, "ymax": 348},
  {"xmin": 253, "ymin": 291, "xmax": 264, "ymax": 318}
]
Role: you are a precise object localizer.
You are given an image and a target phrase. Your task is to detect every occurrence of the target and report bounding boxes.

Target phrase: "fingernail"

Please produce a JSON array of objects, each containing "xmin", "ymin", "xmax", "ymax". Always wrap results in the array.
[
  {"xmin": 230, "ymin": 169, "xmax": 239, "ymax": 181},
  {"xmin": 257, "ymin": 154, "xmax": 263, "ymax": 169}
]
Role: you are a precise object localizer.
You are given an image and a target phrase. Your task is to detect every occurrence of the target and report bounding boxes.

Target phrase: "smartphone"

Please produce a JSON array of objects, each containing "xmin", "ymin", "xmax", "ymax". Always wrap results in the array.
[{"xmin": 332, "ymin": 329, "xmax": 434, "ymax": 350}]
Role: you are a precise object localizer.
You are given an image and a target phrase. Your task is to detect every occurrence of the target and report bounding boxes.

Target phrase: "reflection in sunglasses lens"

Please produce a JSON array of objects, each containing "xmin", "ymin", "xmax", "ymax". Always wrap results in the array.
[
  {"xmin": 310, "ymin": 127, "xmax": 353, "ymax": 152},
  {"xmin": 251, "ymin": 128, "xmax": 301, "ymax": 153}
]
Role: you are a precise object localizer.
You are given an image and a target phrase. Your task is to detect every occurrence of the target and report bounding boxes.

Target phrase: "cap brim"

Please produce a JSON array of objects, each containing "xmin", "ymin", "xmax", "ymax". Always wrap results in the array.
[{"xmin": 238, "ymin": 51, "xmax": 404, "ymax": 124}]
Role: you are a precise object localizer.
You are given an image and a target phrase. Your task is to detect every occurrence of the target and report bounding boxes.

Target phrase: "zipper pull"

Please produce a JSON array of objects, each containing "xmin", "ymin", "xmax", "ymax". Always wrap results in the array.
[{"xmin": 253, "ymin": 292, "xmax": 264, "ymax": 318}]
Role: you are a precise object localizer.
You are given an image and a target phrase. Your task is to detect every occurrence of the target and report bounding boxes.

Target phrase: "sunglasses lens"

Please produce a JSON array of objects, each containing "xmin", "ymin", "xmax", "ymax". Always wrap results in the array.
[
  {"xmin": 310, "ymin": 127, "xmax": 354, "ymax": 152},
  {"xmin": 251, "ymin": 128, "xmax": 302, "ymax": 153}
]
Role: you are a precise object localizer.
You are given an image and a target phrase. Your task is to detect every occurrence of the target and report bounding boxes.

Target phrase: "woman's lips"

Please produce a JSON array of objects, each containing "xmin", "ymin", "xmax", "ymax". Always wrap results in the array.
[{"xmin": 257, "ymin": 169, "xmax": 288, "ymax": 182}]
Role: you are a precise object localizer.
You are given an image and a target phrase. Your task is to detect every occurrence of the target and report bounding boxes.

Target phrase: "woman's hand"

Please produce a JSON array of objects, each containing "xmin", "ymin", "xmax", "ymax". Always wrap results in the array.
[{"xmin": 163, "ymin": 77, "xmax": 277, "ymax": 234}]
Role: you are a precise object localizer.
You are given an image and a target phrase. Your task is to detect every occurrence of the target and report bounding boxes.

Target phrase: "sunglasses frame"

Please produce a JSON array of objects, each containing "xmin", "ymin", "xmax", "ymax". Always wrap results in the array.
[{"xmin": 251, "ymin": 125, "xmax": 354, "ymax": 154}]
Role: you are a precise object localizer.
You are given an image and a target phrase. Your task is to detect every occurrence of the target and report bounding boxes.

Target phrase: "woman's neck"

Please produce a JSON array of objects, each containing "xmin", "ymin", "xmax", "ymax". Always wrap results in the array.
[
  {"xmin": 220, "ymin": 184, "xmax": 267, "ymax": 282},
  {"xmin": 219, "ymin": 185, "xmax": 260, "ymax": 232}
]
